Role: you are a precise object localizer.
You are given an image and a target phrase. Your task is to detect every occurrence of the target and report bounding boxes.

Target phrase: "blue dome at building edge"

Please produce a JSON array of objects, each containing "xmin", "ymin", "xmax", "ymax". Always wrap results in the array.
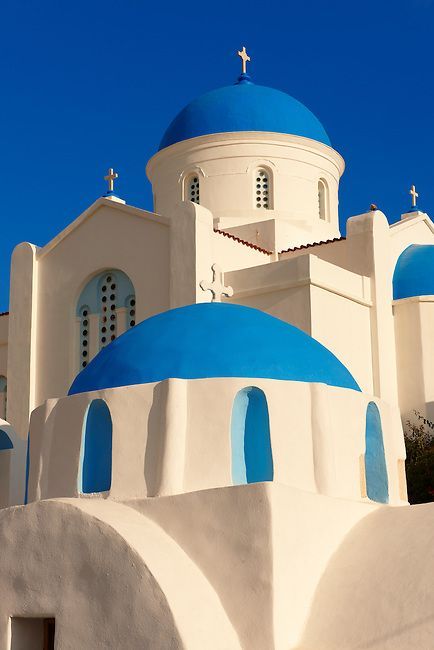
[
  {"xmin": 69, "ymin": 303, "xmax": 360, "ymax": 395},
  {"xmin": 393, "ymin": 244, "xmax": 434, "ymax": 300},
  {"xmin": 159, "ymin": 76, "xmax": 331, "ymax": 151}
]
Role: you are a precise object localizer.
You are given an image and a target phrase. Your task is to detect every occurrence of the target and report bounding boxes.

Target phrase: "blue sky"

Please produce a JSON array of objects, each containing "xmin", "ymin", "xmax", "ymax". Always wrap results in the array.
[{"xmin": 0, "ymin": 0, "xmax": 433, "ymax": 309}]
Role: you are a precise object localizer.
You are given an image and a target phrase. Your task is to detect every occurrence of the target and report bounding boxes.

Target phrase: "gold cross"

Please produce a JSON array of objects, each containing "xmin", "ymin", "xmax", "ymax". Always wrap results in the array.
[
  {"xmin": 237, "ymin": 46, "xmax": 251, "ymax": 74},
  {"xmin": 409, "ymin": 184, "xmax": 419, "ymax": 208},
  {"xmin": 104, "ymin": 168, "xmax": 118, "ymax": 193}
]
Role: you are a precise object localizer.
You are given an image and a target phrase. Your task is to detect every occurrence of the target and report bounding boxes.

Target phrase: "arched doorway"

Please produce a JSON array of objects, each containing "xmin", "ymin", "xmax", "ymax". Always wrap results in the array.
[
  {"xmin": 365, "ymin": 402, "xmax": 389, "ymax": 503},
  {"xmin": 231, "ymin": 387, "xmax": 273, "ymax": 484}
]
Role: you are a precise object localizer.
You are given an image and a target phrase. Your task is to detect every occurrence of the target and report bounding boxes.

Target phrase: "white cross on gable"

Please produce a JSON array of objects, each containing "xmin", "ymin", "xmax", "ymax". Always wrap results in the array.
[
  {"xmin": 409, "ymin": 184, "xmax": 419, "ymax": 208},
  {"xmin": 200, "ymin": 264, "xmax": 234, "ymax": 302},
  {"xmin": 104, "ymin": 167, "xmax": 118, "ymax": 193}
]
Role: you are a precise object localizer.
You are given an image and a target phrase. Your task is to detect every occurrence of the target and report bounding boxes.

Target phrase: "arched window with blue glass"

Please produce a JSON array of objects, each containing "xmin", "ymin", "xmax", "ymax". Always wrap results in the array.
[
  {"xmin": 79, "ymin": 399, "xmax": 113, "ymax": 494},
  {"xmin": 364, "ymin": 402, "xmax": 389, "ymax": 504},
  {"xmin": 76, "ymin": 269, "xmax": 136, "ymax": 371},
  {"xmin": 230, "ymin": 387, "xmax": 273, "ymax": 485}
]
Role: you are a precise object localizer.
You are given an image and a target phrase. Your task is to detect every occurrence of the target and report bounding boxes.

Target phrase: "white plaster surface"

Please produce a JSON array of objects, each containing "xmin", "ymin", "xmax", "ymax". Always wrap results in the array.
[
  {"xmin": 1, "ymin": 93, "xmax": 434, "ymax": 649},
  {"xmin": 0, "ymin": 499, "xmax": 241, "ymax": 650}
]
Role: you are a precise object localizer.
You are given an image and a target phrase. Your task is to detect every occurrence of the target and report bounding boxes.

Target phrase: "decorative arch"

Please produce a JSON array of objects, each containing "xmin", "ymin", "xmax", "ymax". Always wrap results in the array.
[
  {"xmin": 76, "ymin": 269, "xmax": 136, "ymax": 370},
  {"xmin": 179, "ymin": 167, "xmax": 205, "ymax": 204},
  {"xmin": 231, "ymin": 387, "xmax": 273, "ymax": 484},
  {"xmin": 318, "ymin": 179, "xmax": 328, "ymax": 221},
  {"xmin": 364, "ymin": 402, "xmax": 389, "ymax": 503},
  {"xmin": 0, "ymin": 376, "xmax": 7, "ymax": 421},
  {"xmin": 79, "ymin": 399, "xmax": 113, "ymax": 494}
]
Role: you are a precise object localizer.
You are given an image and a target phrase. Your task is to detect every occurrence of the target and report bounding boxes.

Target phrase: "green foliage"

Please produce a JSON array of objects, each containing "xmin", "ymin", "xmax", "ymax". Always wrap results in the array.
[{"xmin": 404, "ymin": 411, "xmax": 434, "ymax": 504}]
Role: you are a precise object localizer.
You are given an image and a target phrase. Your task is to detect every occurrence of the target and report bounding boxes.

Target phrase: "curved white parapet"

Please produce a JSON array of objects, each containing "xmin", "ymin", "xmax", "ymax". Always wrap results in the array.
[{"xmin": 0, "ymin": 499, "xmax": 241, "ymax": 649}]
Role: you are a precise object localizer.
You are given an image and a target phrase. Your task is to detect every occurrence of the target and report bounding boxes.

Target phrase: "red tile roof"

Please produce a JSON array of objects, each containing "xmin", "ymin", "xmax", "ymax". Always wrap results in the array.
[
  {"xmin": 213, "ymin": 229, "xmax": 345, "ymax": 258},
  {"xmin": 213, "ymin": 228, "xmax": 272, "ymax": 255},
  {"xmin": 279, "ymin": 236, "xmax": 345, "ymax": 255}
]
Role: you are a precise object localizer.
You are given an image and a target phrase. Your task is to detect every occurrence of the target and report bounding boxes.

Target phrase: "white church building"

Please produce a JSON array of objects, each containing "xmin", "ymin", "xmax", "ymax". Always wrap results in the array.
[{"xmin": 0, "ymin": 49, "xmax": 434, "ymax": 649}]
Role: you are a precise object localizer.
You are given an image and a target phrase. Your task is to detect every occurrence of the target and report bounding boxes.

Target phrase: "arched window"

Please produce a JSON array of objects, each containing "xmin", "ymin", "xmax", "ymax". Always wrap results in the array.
[
  {"xmin": 231, "ymin": 387, "xmax": 273, "ymax": 484},
  {"xmin": 364, "ymin": 402, "xmax": 389, "ymax": 503},
  {"xmin": 185, "ymin": 174, "xmax": 200, "ymax": 204},
  {"xmin": 318, "ymin": 179, "xmax": 328, "ymax": 221},
  {"xmin": 76, "ymin": 270, "xmax": 136, "ymax": 370},
  {"xmin": 0, "ymin": 376, "xmax": 6, "ymax": 420},
  {"xmin": 79, "ymin": 399, "xmax": 112, "ymax": 494},
  {"xmin": 254, "ymin": 169, "xmax": 271, "ymax": 209}
]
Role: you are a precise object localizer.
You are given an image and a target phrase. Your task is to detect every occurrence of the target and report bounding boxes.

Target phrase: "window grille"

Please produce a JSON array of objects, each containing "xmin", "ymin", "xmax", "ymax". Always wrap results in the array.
[
  {"xmin": 187, "ymin": 175, "xmax": 200, "ymax": 204},
  {"xmin": 318, "ymin": 180, "xmax": 327, "ymax": 220},
  {"xmin": 76, "ymin": 270, "xmax": 136, "ymax": 370},
  {"xmin": 254, "ymin": 170, "xmax": 270, "ymax": 209}
]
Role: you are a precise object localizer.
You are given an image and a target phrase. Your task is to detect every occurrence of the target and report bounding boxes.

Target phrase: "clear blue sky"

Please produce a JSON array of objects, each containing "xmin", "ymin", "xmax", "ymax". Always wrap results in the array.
[{"xmin": 1, "ymin": 0, "xmax": 433, "ymax": 309}]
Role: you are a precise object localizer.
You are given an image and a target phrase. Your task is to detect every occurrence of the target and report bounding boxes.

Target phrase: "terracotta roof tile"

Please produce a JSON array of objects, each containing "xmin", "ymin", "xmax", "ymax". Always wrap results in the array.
[
  {"xmin": 213, "ymin": 229, "xmax": 272, "ymax": 255},
  {"xmin": 279, "ymin": 236, "xmax": 346, "ymax": 255}
]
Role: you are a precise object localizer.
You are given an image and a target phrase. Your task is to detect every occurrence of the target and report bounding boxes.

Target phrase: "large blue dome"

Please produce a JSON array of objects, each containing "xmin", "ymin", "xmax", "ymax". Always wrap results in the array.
[
  {"xmin": 69, "ymin": 303, "xmax": 359, "ymax": 395},
  {"xmin": 393, "ymin": 244, "xmax": 434, "ymax": 300},
  {"xmin": 159, "ymin": 76, "xmax": 331, "ymax": 151}
]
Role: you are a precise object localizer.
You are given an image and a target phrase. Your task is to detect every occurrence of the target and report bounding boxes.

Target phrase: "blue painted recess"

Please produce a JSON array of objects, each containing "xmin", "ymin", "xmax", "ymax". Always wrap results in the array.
[
  {"xmin": 393, "ymin": 244, "xmax": 434, "ymax": 300},
  {"xmin": 159, "ymin": 75, "xmax": 331, "ymax": 151},
  {"xmin": 24, "ymin": 433, "xmax": 30, "ymax": 504},
  {"xmin": 0, "ymin": 429, "xmax": 13, "ymax": 450},
  {"xmin": 69, "ymin": 303, "xmax": 360, "ymax": 395},
  {"xmin": 80, "ymin": 399, "xmax": 112, "ymax": 493},
  {"xmin": 365, "ymin": 402, "xmax": 389, "ymax": 504},
  {"xmin": 231, "ymin": 387, "xmax": 273, "ymax": 484}
]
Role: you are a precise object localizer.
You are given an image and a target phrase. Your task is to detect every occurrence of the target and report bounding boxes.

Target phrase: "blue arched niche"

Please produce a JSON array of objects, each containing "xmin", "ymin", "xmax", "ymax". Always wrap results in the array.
[
  {"xmin": 80, "ymin": 399, "xmax": 113, "ymax": 493},
  {"xmin": 231, "ymin": 387, "xmax": 273, "ymax": 484},
  {"xmin": 0, "ymin": 429, "xmax": 13, "ymax": 450},
  {"xmin": 365, "ymin": 402, "xmax": 389, "ymax": 504},
  {"xmin": 0, "ymin": 429, "xmax": 13, "ymax": 508}
]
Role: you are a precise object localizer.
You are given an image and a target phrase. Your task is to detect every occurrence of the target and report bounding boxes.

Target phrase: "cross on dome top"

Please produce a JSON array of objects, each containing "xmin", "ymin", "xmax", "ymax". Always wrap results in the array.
[{"xmin": 237, "ymin": 46, "xmax": 251, "ymax": 75}]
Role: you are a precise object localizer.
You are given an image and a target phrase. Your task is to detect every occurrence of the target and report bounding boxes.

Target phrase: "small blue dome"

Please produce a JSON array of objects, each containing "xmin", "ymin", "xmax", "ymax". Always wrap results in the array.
[
  {"xmin": 69, "ymin": 303, "xmax": 359, "ymax": 395},
  {"xmin": 393, "ymin": 244, "xmax": 434, "ymax": 300},
  {"xmin": 159, "ymin": 76, "xmax": 331, "ymax": 151}
]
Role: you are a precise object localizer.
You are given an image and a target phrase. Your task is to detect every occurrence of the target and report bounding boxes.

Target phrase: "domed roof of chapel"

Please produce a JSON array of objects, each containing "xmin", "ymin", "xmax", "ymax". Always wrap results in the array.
[
  {"xmin": 69, "ymin": 303, "xmax": 360, "ymax": 395},
  {"xmin": 393, "ymin": 244, "xmax": 434, "ymax": 300},
  {"xmin": 159, "ymin": 74, "xmax": 331, "ymax": 150}
]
